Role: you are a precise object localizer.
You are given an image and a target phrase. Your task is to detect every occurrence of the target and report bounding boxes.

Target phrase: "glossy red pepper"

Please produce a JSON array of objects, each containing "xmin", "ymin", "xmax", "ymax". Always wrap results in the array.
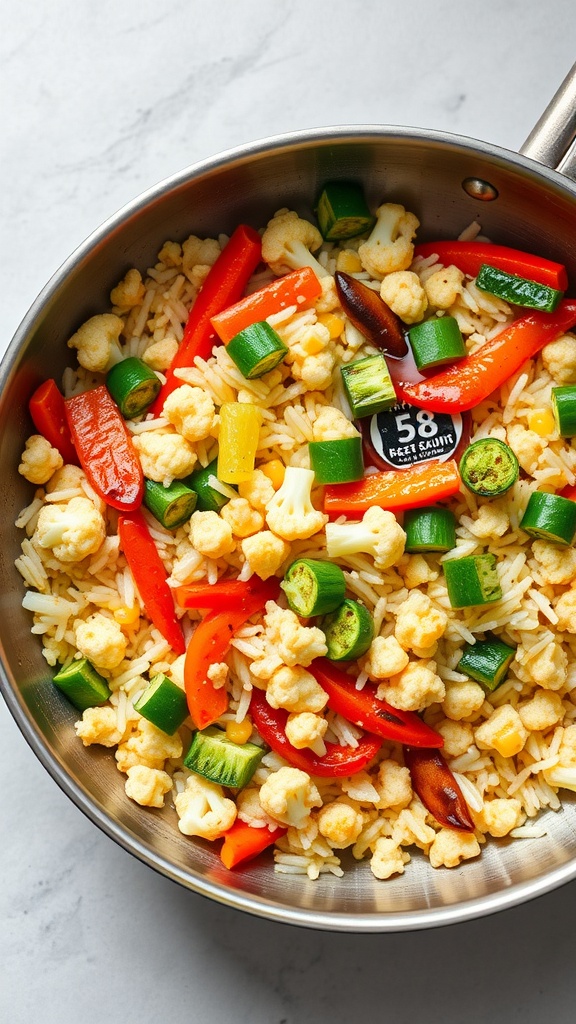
[
  {"xmin": 324, "ymin": 459, "xmax": 461, "ymax": 516},
  {"xmin": 399, "ymin": 300, "xmax": 576, "ymax": 415},
  {"xmin": 118, "ymin": 510, "xmax": 185, "ymax": 654},
  {"xmin": 310, "ymin": 660, "xmax": 444, "ymax": 748},
  {"xmin": 250, "ymin": 688, "xmax": 382, "ymax": 776},
  {"xmin": 175, "ymin": 576, "xmax": 279, "ymax": 612},
  {"xmin": 210, "ymin": 266, "xmax": 321, "ymax": 344},
  {"xmin": 404, "ymin": 747, "xmax": 474, "ymax": 832},
  {"xmin": 184, "ymin": 578, "xmax": 280, "ymax": 729},
  {"xmin": 29, "ymin": 379, "xmax": 79, "ymax": 466},
  {"xmin": 65, "ymin": 385, "xmax": 144, "ymax": 511},
  {"xmin": 149, "ymin": 224, "xmax": 262, "ymax": 414},
  {"xmin": 414, "ymin": 239, "xmax": 568, "ymax": 291},
  {"xmin": 220, "ymin": 819, "xmax": 286, "ymax": 870}
]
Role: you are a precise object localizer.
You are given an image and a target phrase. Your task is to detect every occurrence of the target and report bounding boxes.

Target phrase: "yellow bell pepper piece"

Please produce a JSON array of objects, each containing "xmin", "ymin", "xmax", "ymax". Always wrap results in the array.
[{"xmin": 217, "ymin": 403, "xmax": 263, "ymax": 483}]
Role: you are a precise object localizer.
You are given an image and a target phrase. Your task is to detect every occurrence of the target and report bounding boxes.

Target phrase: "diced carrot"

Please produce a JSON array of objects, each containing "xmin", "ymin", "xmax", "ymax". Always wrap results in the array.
[
  {"xmin": 220, "ymin": 820, "xmax": 286, "ymax": 870},
  {"xmin": 210, "ymin": 267, "xmax": 322, "ymax": 344},
  {"xmin": 323, "ymin": 460, "xmax": 462, "ymax": 515}
]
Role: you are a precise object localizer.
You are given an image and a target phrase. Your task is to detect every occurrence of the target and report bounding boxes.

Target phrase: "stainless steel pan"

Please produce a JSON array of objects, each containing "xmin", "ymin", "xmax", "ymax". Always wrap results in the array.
[{"xmin": 3, "ymin": 66, "xmax": 576, "ymax": 932}]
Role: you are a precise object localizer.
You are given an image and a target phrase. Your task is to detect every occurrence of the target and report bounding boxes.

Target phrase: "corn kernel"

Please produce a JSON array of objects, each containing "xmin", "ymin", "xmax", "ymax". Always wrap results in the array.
[
  {"xmin": 528, "ymin": 408, "xmax": 556, "ymax": 437},
  {"xmin": 317, "ymin": 313, "xmax": 345, "ymax": 339},
  {"xmin": 114, "ymin": 605, "xmax": 140, "ymax": 626},
  {"xmin": 336, "ymin": 250, "xmax": 362, "ymax": 274},
  {"xmin": 301, "ymin": 333, "xmax": 326, "ymax": 356},
  {"xmin": 492, "ymin": 725, "xmax": 525, "ymax": 758},
  {"xmin": 260, "ymin": 458, "xmax": 285, "ymax": 490},
  {"xmin": 226, "ymin": 719, "xmax": 253, "ymax": 744}
]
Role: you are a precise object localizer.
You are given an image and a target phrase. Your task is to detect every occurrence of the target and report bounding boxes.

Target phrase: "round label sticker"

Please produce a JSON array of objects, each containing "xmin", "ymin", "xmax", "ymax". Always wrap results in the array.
[{"xmin": 369, "ymin": 402, "xmax": 463, "ymax": 469}]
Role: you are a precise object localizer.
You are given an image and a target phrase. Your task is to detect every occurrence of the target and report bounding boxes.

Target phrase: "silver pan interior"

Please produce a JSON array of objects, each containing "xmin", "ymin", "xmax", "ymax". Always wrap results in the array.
[{"xmin": 2, "ymin": 126, "xmax": 576, "ymax": 932}]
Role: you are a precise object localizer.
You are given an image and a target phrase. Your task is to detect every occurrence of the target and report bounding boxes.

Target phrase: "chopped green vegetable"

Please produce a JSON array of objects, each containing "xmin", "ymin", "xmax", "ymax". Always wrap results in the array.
[
  {"xmin": 315, "ymin": 182, "xmax": 375, "ymax": 241},
  {"xmin": 144, "ymin": 479, "xmax": 197, "ymax": 529},
  {"xmin": 184, "ymin": 726, "xmax": 264, "ymax": 788},
  {"xmin": 281, "ymin": 557, "xmax": 346, "ymax": 617},
  {"xmin": 459, "ymin": 438, "xmax": 519, "ymax": 497},
  {"xmin": 308, "ymin": 436, "xmax": 364, "ymax": 484},
  {"xmin": 134, "ymin": 672, "xmax": 189, "ymax": 734},
  {"xmin": 321, "ymin": 599, "xmax": 374, "ymax": 661},
  {"xmin": 476, "ymin": 264, "xmax": 563, "ymax": 312},
  {"xmin": 443, "ymin": 554, "xmax": 502, "ymax": 608},
  {"xmin": 552, "ymin": 386, "xmax": 576, "ymax": 437},
  {"xmin": 407, "ymin": 316, "xmax": 467, "ymax": 370},
  {"xmin": 226, "ymin": 321, "xmax": 288, "ymax": 379},
  {"xmin": 520, "ymin": 491, "xmax": 576, "ymax": 545},
  {"xmin": 341, "ymin": 353, "xmax": 397, "ymax": 418},
  {"xmin": 457, "ymin": 637, "xmax": 516, "ymax": 691},
  {"xmin": 185, "ymin": 458, "xmax": 236, "ymax": 512},
  {"xmin": 106, "ymin": 357, "xmax": 161, "ymax": 418},
  {"xmin": 404, "ymin": 505, "xmax": 456, "ymax": 552},
  {"xmin": 53, "ymin": 657, "xmax": 110, "ymax": 711}
]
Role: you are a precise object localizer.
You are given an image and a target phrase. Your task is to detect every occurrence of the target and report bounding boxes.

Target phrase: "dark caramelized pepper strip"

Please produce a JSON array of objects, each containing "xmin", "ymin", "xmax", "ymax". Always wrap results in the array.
[
  {"xmin": 335, "ymin": 271, "xmax": 408, "ymax": 357},
  {"xmin": 404, "ymin": 747, "xmax": 475, "ymax": 832}
]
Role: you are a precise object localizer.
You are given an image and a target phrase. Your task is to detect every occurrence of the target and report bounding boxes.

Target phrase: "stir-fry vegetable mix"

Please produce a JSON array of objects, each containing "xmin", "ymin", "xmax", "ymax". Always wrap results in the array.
[{"xmin": 16, "ymin": 185, "xmax": 576, "ymax": 880}]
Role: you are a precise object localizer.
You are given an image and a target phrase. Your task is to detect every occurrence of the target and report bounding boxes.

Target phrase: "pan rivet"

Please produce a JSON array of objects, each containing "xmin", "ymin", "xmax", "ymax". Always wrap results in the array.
[{"xmin": 462, "ymin": 177, "xmax": 499, "ymax": 201}]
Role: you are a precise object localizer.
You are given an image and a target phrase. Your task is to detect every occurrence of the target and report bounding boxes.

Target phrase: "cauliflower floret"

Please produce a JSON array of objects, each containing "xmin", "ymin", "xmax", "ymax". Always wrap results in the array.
[
  {"xmin": 45, "ymin": 464, "xmax": 87, "ymax": 495},
  {"xmin": 124, "ymin": 765, "xmax": 173, "ymax": 808},
  {"xmin": 358, "ymin": 203, "xmax": 419, "ymax": 279},
  {"xmin": 394, "ymin": 591, "xmax": 448, "ymax": 655},
  {"xmin": 265, "ymin": 466, "xmax": 327, "ymax": 541},
  {"xmin": 18, "ymin": 435, "xmax": 63, "ymax": 485},
  {"xmin": 285, "ymin": 712, "xmax": 328, "ymax": 755},
  {"xmin": 163, "ymin": 385, "xmax": 216, "ymax": 443},
  {"xmin": 189, "ymin": 510, "xmax": 235, "ymax": 559},
  {"xmin": 236, "ymin": 788, "xmax": 279, "ymax": 829},
  {"xmin": 377, "ymin": 659, "xmax": 445, "ymax": 712},
  {"xmin": 116, "ymin": 718, "xmax": 183, "ymax": 773},
  {"xmin": 380, "ymin": 270, "xmax": 428, "ymax": 324},
  {"xmin": 364, "ymin": 635, "xmax": 409, "ymax": 680},
  {"xmin": 390, "ymin": 798, "xmax": 437, "ymax": 850},
  {"xmin": 507, "ymin": 423, "xmax": 546, "ymax": 475},
  {"xmin": 436, "ymin": 719, "xmax": 474, "ymax": 758},
  {"xmin": 220, "ymin": 497, "xmax": 264, "ymax": 538},
  {"xmin": 67, "ymin": 313, "xmax": 124, "ymax": 372},
  {"xmin": 157, "ymin": 241, "xmax": 182, "ymax": 268},
  {"xmin": 142, "ymin": 337, "xmax": 179, "ymax": 372},
  {"xmin": 325, "ymin": 506, "xmax": 405, "ymax": 570},
  {"xmin": 468, "ymin": 502, "xmax": 510, "ymax": 539},
  {"xmin": 520, "ymin": 641, "xmax": 567, "ymax": 691},
  {"xmin": 182, "ymin": 235, "xmax": 221, "ymax": 275},
  {"xmin": 311, "ymin": 405, "xmax": 359, "ymax": 442},
  {"xmin": 317, "ymin": 799, "xmax": 364, "ymax": 849},
  {"xmin": 423, "ymin": 265, "xmax": 465, "ymax": 309},
  {"xmin": 532, "ymin": 539, "xmax": 576, "ymax": 585},
  {"xmin": 397, "ymin": 553, "xmax": 438, "ymax": 589},
  {"xmin": 265, "ymin": 664, "xmax": 328, "ymax": 712},
  {"xmin": 518, "ymin": 689, "xmax": 564, "ymax": 732},
  {"xmin": 133, "ymin": 431, "xmax": 197, "ymax": 486},
  {"xmin": 442, "ymin": 680, "xmax": 486, "ymax": 721},
  {"xmin": 237, "ymin": 469, "xmax": 275, "ymax": 512},
  {"xmin": 370, "ymin": 837, "xmax": 411, "ymax": 879},
  {"xmin": 475, "ymin": 704, "xmax": 528, "ymax": 758},
  {"xmin": 474, "ymin": 797, "xmax": 524, "ymax": 837},
  {"xmin": 261, "ymin": 602, "xmax": 327, "ymax": 668},
  {"xmin": 110, "ymin": 268, "xmax": 145, "ymax": 308},
  {"xmin": 75, "ymin": 706, "xmax": 124, "ymax": 747},
  {"xmin": 291, "ymin": 349, "xmax": 335, "ymax": 390},
  {"xmin": 542, "ymin": 333, "xmax": 576, "ymax": 384},
  {"xmin": 544, "ymin": 725, "xmax": 576, "ymax": 791},
  {"xmin": 555, "ymin": 589, "xmax": 576, "ymax": 633},
  {"xmin": 174, "ymin": 774, "xmax": 236, "ymax": 840},
  {"xmin": 428, "ymin": 828, "xmax": 481, "ymax": 869},
  {"xmin": 240, "ymin": 531, "xmax": 290, "ymax": 580},
  {"xmin": 75, "ymin": 613, "xmax": 128, "ymax": 671},
  {"xmin": 315, "ymin": 275, "xmax": 340, "ymax": 314},
  {"xmin": 375, "ymin": 759, "xmax": 413, "ymax": 810},
  {"xmin": 261, "ymin": 209, "xmax": 326, "ymax": 280},
  {"xmin": 258, "ymin": 766, "xmax": 322, "ymax": 828},
  {"xmin": 35, "ymin": 496, "xmax": 106, "ymax": 563}
]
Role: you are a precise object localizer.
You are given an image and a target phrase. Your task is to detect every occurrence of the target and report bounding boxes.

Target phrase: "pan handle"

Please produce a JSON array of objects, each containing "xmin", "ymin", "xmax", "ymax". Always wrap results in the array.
[{"xmin": 520, "ymin": 63, "xmax": 576, "ymax": 179}]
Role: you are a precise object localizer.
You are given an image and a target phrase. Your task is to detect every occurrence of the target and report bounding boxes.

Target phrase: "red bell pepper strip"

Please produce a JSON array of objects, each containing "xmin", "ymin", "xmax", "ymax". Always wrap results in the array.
[
  {"xmin": 184, "ymin": 578, "xmax": 280, "ymax": 729},
  {"xmin": 175, "ymin": 576, "xmax": 279, "ymax": 612},
  {"xmin": 324, "ymin": 460, "xmax": 461, "ymax": 516},
  {"xmin": 559, "ymin": 483, "xmax": 576, "ymax": 501},
  {"xmin": 250, "ymin": 688, "xmax": 382, "ymax": 777},
  {"xmin": 399, "ymin": 300, "xmax": 576, "ymax": 415},
  {"xmin": 404, "ymin": 747, "xmax": 474, "ymax": 832},
  {"xmin": 220, "ymin": 820, "xmax": 286, "ymax": 870},
  {"xmin": 149, "ymin": 224, "xmax": 262, "ymax": 415},
  {"xmin": 310, "ymin": 659, "xmax": 444, "ymax": 748},
  {"xmin": 210, "ymin": 267, "xmax": 322, "ymax": 344},
  {"xmin": 118, "ymin": 510, "xmax": 185, "ymax": 654},
  {"xmin": 414, "ymin": 239, "xmax": 568, "ymax": 291},
  {"xmin": 65, "ymin": 385, "xmax": 144, "ymax": 511},
  {"xmin": 29, "ymin": 379, "xmax": 79, "ymax": 466}
]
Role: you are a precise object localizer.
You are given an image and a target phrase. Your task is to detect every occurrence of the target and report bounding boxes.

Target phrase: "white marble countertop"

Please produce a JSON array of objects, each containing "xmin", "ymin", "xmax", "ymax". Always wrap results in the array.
[{"xmin": 3, "ymin": 3, "xmax": 576, "ymax": 1021}]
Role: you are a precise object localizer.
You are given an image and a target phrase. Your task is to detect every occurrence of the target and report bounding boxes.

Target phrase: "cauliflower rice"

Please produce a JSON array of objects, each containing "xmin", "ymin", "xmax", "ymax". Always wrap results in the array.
[{"xmin": 15, "ymin": 201, "xmax": 576, "ymax": 882}]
